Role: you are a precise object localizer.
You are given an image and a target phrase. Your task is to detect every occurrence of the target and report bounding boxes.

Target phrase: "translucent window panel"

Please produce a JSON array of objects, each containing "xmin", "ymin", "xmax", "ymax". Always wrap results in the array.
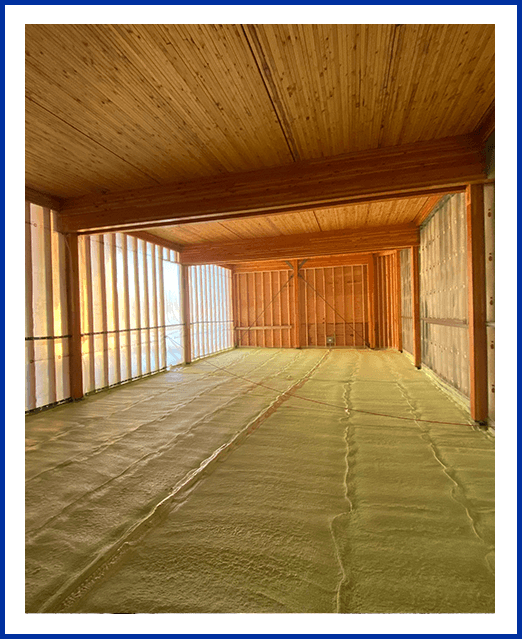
[
  {"xmin": 164, "ymin": 261, "xmax": 181, "ymax": 324},
  {"xmin": 189, "ymin": 265, "xmax": 233, "ymax": 360},
  {"xmin": 127, "ymin": 238, "xmax": 140, "ymax": 330},
  {"xmin": 53, "ymin": 337, "xmax": 71, "ymax": 403},
  {"xmin": 81, "ymin": 335, "xmax": 95, "ymax": 394},
  {"xmin": 77, "ymin": 233, "xmax": 171, "ymax": 394},
  {"xmin": 27, "ymin": 214, "xmax": 179, "ymax": 408},
  {"xmin": 26, "ymin": 203, "xmax": 71, "ymax": 411},
  {"xmin": 50, "ymin": 213, "xmax": 68, "ymax": 337},
  {"xmin": 25, "ymin": 342, "xmax": 36, "ymax": 411},
  {"xmin": 103, "ymin": 234, "xmax": 116, "ymax": 333},
  {"xmin": 33, "ymin": 339, "xmax": 54, "ymax": 408},
  {"xmin": 115, "ymin": 234, "xmax": 128, "ymax": 331},
  {"xmin": 163, "ymin": 259, "xmax": 183, "ymax": 364},
  {"xmin": 90, "ymin": 236, "xmax": 107, "ymax": 333}
]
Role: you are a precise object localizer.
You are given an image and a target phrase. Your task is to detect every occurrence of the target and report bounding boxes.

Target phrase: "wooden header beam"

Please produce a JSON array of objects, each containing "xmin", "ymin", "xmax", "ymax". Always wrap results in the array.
[
  {"xmin": 58, "ymin": 134, "xmax": 485, "ymax": 234},
  {"xmin": 26, "ymin": 187, "xmax": 64, "ymax": 211},
  {"xmin": 181, "ymin": 225, "xmax": 419, "ymax": 265},
  {"xmin": 232, "ymin": 253, "xmax": 373, "ymax": 273}
]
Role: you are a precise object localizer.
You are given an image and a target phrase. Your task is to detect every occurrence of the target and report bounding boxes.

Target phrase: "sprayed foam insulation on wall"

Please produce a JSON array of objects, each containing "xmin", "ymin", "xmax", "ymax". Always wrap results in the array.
[
  {"xmin": 484, "ymin": 183, "xmax": 495, "ymax": 424},
  {"xmin": 419, "ymin": 194, "xmax": 469, "ymax": 398},
  {"xmin": 400, "ymin": 249, "xmax": 413, "ymax": 355}
]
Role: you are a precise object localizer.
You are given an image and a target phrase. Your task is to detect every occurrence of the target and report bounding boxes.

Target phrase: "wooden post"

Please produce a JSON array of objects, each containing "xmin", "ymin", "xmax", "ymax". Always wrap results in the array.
[
  {"xmin": 466, "ymin": 184, "xmax": 488, "ymax": 423},
  {"xmin": 411, "ymin": 246, "xmax": 421, "ymax": 369},
  {"xmin": 181, "ymin": 264, "xmax": 192, "ymax": 364},
  {"xmin": 292, "ymin": 259, "xmax": 301, "ymax": 348},
  {"xmin": 66, "ymin": 233, "xmax": 84, "ymax": 399},
  {"xmin": 395, "ymin": 250, "xmax": 403, "ymax": 352}
]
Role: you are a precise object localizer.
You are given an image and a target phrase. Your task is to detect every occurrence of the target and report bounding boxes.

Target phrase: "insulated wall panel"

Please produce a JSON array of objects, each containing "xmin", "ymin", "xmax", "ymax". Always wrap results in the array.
[
  {"xmin": 25, "ymin": 203, "xmax": 71, "ymax": 411},
  {"xmin": 400, "ymin": 249, "xmax": 413, "ymax": 355},
  {"xmin": 164, "ymin": 258, "xmax": 183, "ymax": 366},
  {"xmin": 484, "ymin": 183, "xmax": 495, "ymax": 423},
  {"xmin": 419, "ymin": 194, "xmax": 469, "ymax": 397},
  {"xmin": 26, "ymin": 209, "xmax": 183, "ymax": 409},
  {"xmin": 78, "ymin": 234, "xmax": 182, "ymax": 394},
  {"xmin": 189, "ymin": 265, "xmax": 233, "ymax": 359}
]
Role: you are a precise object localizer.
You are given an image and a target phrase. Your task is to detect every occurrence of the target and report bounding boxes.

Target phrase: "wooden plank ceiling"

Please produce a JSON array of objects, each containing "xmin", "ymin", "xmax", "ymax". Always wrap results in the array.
[
  {"xmin": 149, "ymin": 196, "xmax": 435, "ymax": 246},
  {"xmin": 26, "ymin": 24, "xmax": 494, "ymax": 249}
]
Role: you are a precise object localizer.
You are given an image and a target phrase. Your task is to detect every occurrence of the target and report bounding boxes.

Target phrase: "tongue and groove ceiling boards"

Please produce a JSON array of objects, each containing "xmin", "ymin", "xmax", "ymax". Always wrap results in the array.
[{"xmin": 25, "ymin": 24, "xmax": 495, "ymax": 244}]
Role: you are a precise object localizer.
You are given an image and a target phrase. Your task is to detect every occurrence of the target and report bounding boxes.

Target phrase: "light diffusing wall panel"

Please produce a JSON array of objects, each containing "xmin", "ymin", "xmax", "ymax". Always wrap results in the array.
[
  {"xmin": 419, "ymin": 194, "xmax": 469, "ymax": 398},
  {"xmin": 78, "ymin": 234, "xmax": 181, "ymax": 394},
  {"xmin": 189, "ymin": 265, "xmax": 233, "ymax": 360},
  {"xmin": 25, "ymin": 203, "xmax": 70, "ymax": 411}
]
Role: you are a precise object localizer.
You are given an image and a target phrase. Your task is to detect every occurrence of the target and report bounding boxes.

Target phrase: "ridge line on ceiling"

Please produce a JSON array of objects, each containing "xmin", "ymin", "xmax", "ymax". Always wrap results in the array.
[{"xmin": 241, "ymin": 24, "xmax": 301, "ymax": 163}]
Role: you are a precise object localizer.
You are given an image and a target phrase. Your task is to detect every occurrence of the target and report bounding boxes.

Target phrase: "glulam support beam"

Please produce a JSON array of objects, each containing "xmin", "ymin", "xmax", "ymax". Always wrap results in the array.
[
  {"xmin": 58, "ymin": 135, "xmax": 485, "ymax": 234},
  {"xmin": 26, "ymin": 187, "xmax": 64, "ymax": 211},
  {"xmin": 65, "ymin": 233, "xmax": 84, "ymax": 399},
  {"xmin": 181, "ymin": 224, "xmax": 419, "ymax": 265},
  {"xmin": 466, "ymin": 184, "xmax": 488, "ymax": 423}
]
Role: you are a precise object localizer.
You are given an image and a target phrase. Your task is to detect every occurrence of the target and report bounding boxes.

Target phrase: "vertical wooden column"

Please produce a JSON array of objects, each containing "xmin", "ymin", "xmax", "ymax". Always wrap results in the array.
[
  {"xmin": 367, "ymin": 254, "xmax": 377, "ymax": 348},
  {"xmin": 410, "ymin": 245, "xmax": 421, "ymax": 369},
  {"xmin": 292, "ymin": 259, "xmax": 301, "ymax": 348},
  {"xmin": 181, "ymin": 264, "xmax": 192, "ymax": 364},
  {"xmin": 66, "ymin": 233, "xmax": 84, "ymax": 399},
  {"xmin": 395, "ymin": 250, "xmax": 403, "ymax": 352},
  {"xmin": 466, "ymin": 184, "xmax": 488, "ymax": 422}
]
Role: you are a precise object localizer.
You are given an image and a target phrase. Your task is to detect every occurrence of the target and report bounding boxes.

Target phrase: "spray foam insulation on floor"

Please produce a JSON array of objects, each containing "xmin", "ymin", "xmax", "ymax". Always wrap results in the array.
[{"xmin": 25, "ymin": 348, "xmax": 494, "ymax": 613}]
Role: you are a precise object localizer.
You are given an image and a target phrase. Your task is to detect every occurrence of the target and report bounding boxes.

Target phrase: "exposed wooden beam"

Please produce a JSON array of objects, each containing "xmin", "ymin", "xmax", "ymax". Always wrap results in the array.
[
  {"xmin": 474, "ymin": 101, "xmax": 495, "ymax": 145},
  {"xmin": 466, "ymin": 184, "xmax": 488, "ymax": 423},
  {"xmin": 411, "ymin": 246, "xmax": 421, "ymax": 369},
  {"xmin": 26, "ymin": 187, "xmax": 64, "ymax": 211},
  {"xmin": 181, "ymin": 224, "xmax": 419, "ymax": 265},
  {"xmin": 65, "ymin": 233, "xmax": 84, "ymax": 399},
  {"xmin": 232, "ymin": 253, "xmax": 373, "ymax": 273},
  {"xmin": 59, "ymin": 135, "xmax": 486, "ymax": 233}
]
